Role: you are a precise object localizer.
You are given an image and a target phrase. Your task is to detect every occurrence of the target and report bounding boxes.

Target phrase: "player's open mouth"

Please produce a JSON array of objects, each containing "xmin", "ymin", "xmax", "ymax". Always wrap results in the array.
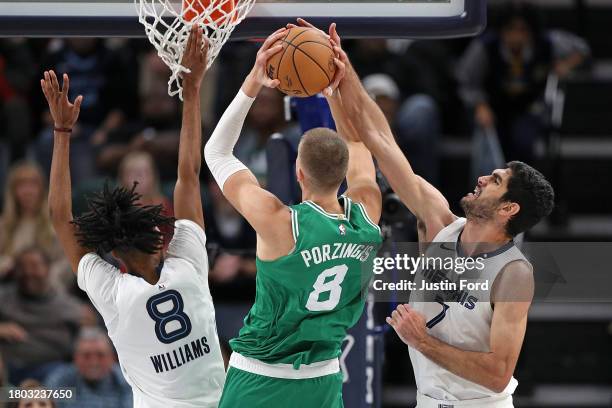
[{"xmin": 468, "ymin": 186, "xmax": 482, "ymax": 198}]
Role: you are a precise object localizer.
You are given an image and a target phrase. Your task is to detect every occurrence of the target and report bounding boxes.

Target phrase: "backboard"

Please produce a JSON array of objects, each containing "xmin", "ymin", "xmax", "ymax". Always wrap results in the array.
[{"xmin": 0, "ymin": 0, "xmax": 486, "ymax": 39}]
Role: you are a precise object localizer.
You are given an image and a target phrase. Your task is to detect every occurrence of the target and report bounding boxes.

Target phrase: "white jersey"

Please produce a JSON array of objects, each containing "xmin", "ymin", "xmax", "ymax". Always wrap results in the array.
[
  {"xmin": 409, "ymin": 218, "xmax": 530, "ymax": 401},
  {"xmin": 78, "ymin": 220, "xmax": 225, "ymax": 408}
]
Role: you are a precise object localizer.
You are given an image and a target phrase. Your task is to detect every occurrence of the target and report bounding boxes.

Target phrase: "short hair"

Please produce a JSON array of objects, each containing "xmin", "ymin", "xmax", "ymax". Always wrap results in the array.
[
  {"xmin": 298, "ymin": 128, "xmax": 349, "ymax": 193},
  {"xmin": 76, "ymin": 327, "xmax": 113, "ymax": 350},
  {"xmin": 72, "ymin": 182, "xmax": 174, "ymax": 254},
  {"xmin": 495, "ymin": 1, "xmax": 543, "ymax": 37},
  {"xmin": 502, "ymin": 161, "xmax": 555, "ymax": 237},
  {"xmin": 12, "ymin": 379, "xmax": 57, "ymax": 408}
]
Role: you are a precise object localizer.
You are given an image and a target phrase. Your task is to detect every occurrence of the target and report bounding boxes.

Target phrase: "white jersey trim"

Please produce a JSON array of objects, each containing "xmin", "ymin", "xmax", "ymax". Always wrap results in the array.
[
  {"xmin": 356, "ymin": 202, "xmax": 382, "ymax": 234},
  {"xmin": 341, "ymin": 195, "xmax": 352, "ymax": 221},
  {"xmin": 417, "ymin": 391, "xmax": 514, "ymax": 408},
  {"xmin": 229, "ymin": 352, "xmax": 339, "ymax": 379},
  {"xmin": 289, "ymin": 208, "xmax": 298, "ymax": 243}
]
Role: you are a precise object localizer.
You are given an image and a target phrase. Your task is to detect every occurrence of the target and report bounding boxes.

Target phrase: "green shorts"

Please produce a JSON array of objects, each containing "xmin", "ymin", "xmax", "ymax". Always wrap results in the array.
[{"xmin": 219, "ymin": 366, "xmax": 344, "ymax": 408}]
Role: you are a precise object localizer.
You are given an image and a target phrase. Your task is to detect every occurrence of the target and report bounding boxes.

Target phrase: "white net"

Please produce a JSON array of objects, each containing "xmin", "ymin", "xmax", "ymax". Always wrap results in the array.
[{"xmin": 135, "ymin": 0, "xmax": 256, "ymax": 99}]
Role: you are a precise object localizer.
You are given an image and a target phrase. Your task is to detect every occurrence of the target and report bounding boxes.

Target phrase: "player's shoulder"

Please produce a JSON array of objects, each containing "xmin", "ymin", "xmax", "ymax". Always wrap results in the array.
[
  {"xmin": 174, "ymin": 218, "xmax": 206, "ymax": 235},
  {"xmin": 78, "ymin": 252, "xmax": 119, "ymax": 273},
  {"xmin": 492, "ymin": 259, "xmax": 534, "ymax": 303},
  {"xmin": 428, "ymin": 215, "xmax": 463, "ymax": 242},
  {"xmin": 500, "ymin": 259, "xmax": 534, "ymax": 280}
]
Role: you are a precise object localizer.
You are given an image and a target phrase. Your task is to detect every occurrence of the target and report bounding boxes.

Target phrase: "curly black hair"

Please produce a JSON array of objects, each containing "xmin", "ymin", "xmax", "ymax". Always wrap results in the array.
[
  {"xmin": 503, "ymin": 161, "xmax": 555, "ymax": 237},
  {"xmin": 72, "ymin": 182, "xmax": 175, "ymax": 254}
]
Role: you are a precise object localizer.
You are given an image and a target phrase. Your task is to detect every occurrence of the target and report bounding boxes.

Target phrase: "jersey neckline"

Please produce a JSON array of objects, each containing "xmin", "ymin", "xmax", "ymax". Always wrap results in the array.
[
  {"xmin": 302, "ymin": 196, "xmax": 350, "ymax": 221},
  {"xmin": 455, "ymin": 230, "xmax": 515, "ymax": 260}
]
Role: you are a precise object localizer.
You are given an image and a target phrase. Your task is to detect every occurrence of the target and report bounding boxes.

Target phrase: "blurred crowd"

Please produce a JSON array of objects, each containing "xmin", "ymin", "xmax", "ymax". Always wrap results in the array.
[{"xmin": 0, "ymin": 2, "xmax": 592, "ymax": 406}]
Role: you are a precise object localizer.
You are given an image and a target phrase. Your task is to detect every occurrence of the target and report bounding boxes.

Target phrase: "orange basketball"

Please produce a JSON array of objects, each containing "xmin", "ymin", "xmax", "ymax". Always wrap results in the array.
[
  {"xmin": 183, "ymin": 0, "xmax": 236, "ymax": 25},
  {"xmin": 267, "ymin": 27, "xmax": 336, "ymax": 98}
]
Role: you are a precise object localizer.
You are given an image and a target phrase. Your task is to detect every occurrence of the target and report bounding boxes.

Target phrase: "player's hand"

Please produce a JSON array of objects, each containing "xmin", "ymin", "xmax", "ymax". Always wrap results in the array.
[
  {"xmin": 289, "ymin": 19, "xmax": 345, "ymax": 96},
  {"xmin": 243, "ymin": 28, "xmax": 287, "ymax": 97},
  {"xmin": 286, "ymin": 18, "xmax": 330, "ymax": 40},
  {"xmin": 181, "ymin": 25, "xmax": 209, "ymax": 94},
  {"xmin": 40, "ymin": 71, "xmax": 83, "ymax": 130},
  {"xmin": 386, "ymin": 304, "xmax": 429, "ymax": 350},
  {"xmin": 0, "ymin": 322, "xmax": 28, "ymax": 343}
]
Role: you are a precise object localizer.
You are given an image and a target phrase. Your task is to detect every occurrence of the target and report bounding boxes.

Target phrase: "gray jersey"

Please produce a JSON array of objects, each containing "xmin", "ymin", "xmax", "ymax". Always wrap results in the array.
[{"xmin": 409, "ymin": 218, "xmax": 530, "ymax": 400}]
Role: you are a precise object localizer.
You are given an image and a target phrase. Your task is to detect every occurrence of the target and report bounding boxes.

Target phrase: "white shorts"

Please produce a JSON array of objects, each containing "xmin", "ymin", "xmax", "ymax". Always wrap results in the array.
[{"xmin": 417, "ymin": 392, "xmax": 514, "ymax": 408}]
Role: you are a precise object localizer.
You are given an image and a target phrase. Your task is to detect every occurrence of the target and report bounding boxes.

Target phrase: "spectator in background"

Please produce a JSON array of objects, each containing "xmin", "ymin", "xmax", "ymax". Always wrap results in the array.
[
  {"xmin": 363, "ymin": 74, "xmax": 441, "ymax": 185},
  {"xmin": 0, "ymin": 39, "xmax": 36, "ymax": 162},
  {"xmin": 458, "ymin": 1, "xmax": 590, "ymax": 166},
  {"xmin": 35, "ymin": 39, "xmax": 137, "ymax": 185},
  {"xmin": 96, "ymin": 50, "xmax": 181, "ymax": 180},
  {"xmin": 0, "ymin": 162, "xmax": 71, "ymax": 289},
  {"xmin": 346, "ymin": 38, "xmax": 465, "ymax": 136},
  {"xmin": 9, "ymin": 379, "xmax": 55, "ymax": 408},
  {"xmin": 0, "ymin": 353, "xmax": 4, "ymax": 383},
  {"xmin": 206, "ymin": 181, "xmax": 256, "ymax": 291},
  {"xmin": 0, "ymin": 247, "xmax": 82, "ymax": 385},
  {"xmin": 0, "ymin": 354, "xmax": 12, "ymax": 408},
  {"xmin": 118, "ymin": 151, "xmax": 174, "ymax": 248},
  {"xmin": 235, "ymin": 86, "xmax": 301, "ymax": 184},
  {"xmin": 45, "ymin": 328, "xmax": 132, "ymax": 408}
]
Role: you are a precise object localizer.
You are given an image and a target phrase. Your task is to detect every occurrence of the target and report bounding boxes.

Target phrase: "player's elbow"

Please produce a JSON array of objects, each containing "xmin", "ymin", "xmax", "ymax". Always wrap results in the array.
[
  {"xmin": 487, "ymin": 377, "xmax": 511, "ymax": 394},
  {"xmin": 486, "ymin": 362, "xmax": 513, "ymax": 393},
  {"xmin": 178, "ymin": 163, "xmax": 200, "ymax": 180},
  {"xmin": 203, "ymin": 143, "xmax": 217, "ymax": 168}
]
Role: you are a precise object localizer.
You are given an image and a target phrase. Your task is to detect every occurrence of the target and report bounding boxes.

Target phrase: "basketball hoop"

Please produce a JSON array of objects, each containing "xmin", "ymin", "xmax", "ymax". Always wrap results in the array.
[{"xmin": 135, "ymin": 0, "xmax": 256, "ymax": 99}]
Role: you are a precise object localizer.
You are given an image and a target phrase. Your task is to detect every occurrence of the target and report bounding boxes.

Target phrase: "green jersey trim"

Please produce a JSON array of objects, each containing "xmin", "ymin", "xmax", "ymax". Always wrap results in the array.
[{"xmin": 356, "ymin": 202, "xmax": 382, "ymax": 235}]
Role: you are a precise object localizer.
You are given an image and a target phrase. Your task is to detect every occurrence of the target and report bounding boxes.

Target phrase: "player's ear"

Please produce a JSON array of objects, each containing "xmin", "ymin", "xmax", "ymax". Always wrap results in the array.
[
  {"xmin": 499, "ymin": 201, "xmax": 520, "ymax": 218},
  {"xmin": 295, "ymin": 161, "xmax": 304, "ymax": 183}
]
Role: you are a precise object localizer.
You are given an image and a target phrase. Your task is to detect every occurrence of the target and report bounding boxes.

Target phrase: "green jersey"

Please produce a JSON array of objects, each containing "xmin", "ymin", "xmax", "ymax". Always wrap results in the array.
[{"xmin": 230, "ymin": 196, "xmax": 383, "ymax": 369}]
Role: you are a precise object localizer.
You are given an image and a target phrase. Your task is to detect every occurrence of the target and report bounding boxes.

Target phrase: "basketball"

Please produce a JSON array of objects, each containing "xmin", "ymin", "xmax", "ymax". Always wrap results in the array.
[
  {"xmin": 267, "ymin": 27, "xmax": 336, "ymax": 97},
  {"xmin": 183, "ymin": 0, "xmax": 236, "ymax": 25}
]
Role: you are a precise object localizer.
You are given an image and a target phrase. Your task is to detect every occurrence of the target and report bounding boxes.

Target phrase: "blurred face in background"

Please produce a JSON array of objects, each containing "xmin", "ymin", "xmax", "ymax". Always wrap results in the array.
[
  {"xmin": 12, "ymin": 165, "xmax": 44, "ymax": 217},
  {"xmin": 74, "ymin": 337, "xmax": 115, "ymax": 383},
  {"xmin": 67, "ymin": 38, "xmax": 98, "ymax": 56},
  {"xmin": 18, "ymin": 398, "xmax": 54, "ymax": 408},
  {"xmin": 119, "ymin": 153, "xmax": 158, "ymax": 199},
  {"xmin": 502, "ymin": 17, "xmax": 533, "ymax": 54},
  {"xmin": 248, "ymin": 87, "xmax": 285, "ymax": 135},
  {"xmin": 141, "ymin": 51, "xmax": 178, "ymax": 126},
  {"xmin": 16, "ymin": 249, "xmax": 51, "ymax": 297},
  {"xmin": 374, "ymin": 95, "xmax": 399, "ymax": 125}
]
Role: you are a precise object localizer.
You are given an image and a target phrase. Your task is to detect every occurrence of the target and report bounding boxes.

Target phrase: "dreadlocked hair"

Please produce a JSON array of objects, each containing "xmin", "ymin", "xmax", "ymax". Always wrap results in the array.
[{"xmin": 71, "ymin": 182, "xmax": 175, "ymax": 254}]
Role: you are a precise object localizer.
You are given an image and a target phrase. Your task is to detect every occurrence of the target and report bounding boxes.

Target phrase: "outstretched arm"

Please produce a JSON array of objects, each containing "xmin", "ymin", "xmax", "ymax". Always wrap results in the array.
[
  {"xmin": 328, "ymin": 31, "xmax": 455, "ymax": 241},
  {"xmin": 204, "ymin": 29, "xmax": 291, "ymax": 248},
  {"xmin": 324, "ymin": 59, "xmax": 381, "ymax": 224},
  {"xmin": 41, "ymin": 71, "xmax": 87, "ymax": 273},
  {"xmin": 387, "ymin": 261, "xmax": 534, "ymax": 392},
  {"xmin": 174, "ymin": 26, "xmax": 208, "ymax": 229}
]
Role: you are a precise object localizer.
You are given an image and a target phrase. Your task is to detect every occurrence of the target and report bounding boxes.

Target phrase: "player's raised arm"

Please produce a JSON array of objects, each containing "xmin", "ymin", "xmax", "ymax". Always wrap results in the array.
[
  {"xmin": 204, "ymin": 28, "xmax": 290, "ymax": 241},
  {"xmin": 174, "ymin": 26, "xmax": 208, "ymax": 229},
  {"xmin": 324, "ymin": 51, "xmax": 382, "ymax": 224},
  {"xmin": 41, "ymin": 70, "xmax": 87, "ymax": 273},
  {"xmin": 327, "ymin": 25, "xmax": 455, "ymax": 241},
  {"xmin": 387, "ymin": 260, "xmax": 534, "ymax": 392}
]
